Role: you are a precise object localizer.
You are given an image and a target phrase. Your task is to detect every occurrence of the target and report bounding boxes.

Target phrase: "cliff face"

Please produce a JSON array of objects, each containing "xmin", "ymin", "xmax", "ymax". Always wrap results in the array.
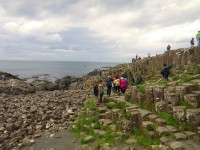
[{"xmin": 129, "ymin": 47, "xmax": 200, "ymax": 77}]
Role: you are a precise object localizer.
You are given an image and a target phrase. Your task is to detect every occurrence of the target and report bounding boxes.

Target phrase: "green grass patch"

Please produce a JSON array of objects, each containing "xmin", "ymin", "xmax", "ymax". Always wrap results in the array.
[
  {"xmin": 182, "ymin": 76, "xmax": 197, "ymax": 83},
  {"xmin": 146, "ymin": 124, "xmax": 157, "ymax": 131},
  {"xmin": 69, "ymin": 99, "xmax": 125, "ymax": 146},
  {"xmin": 179, "ymin": 122, "xmax": 197, "ymax": 132},
  {"xmin": 137, "ymin": 84, "xmax": 145, "ymax": 94},
  {"xmin": 132, "ymin": 128, "xmax": 160, "ymax": 147},
  {"xmin": 139, "ymin": 102, "xmax": 155, "ymax": 112},
  {"xmin": 177, "ymin": 99, "xmax": 193, "ymax": 109},
  {"xmin": 157, "ymin": 112, "xmax": 179, "ymax": 128}
]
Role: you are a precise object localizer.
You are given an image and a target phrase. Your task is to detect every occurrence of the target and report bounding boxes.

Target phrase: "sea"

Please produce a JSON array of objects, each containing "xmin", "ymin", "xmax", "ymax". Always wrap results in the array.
[{"xmin": 0, "ymin": 60, "xmax": 120, "ymax": 82}]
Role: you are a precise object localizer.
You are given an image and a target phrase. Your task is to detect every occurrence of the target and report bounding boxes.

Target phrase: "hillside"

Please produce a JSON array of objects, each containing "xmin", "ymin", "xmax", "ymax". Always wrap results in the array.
[{"xmin": 69, "ymin": 47, "xmax": 200, "ymax": 149}]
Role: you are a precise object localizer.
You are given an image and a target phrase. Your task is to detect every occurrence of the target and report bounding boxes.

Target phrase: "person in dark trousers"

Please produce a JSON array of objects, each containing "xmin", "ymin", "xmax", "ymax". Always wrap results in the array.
[
  {"xmin": 98, "ymin": 80, "xmax": 104, "ymax": 104},
  {"xmin": 190, "ymin": 38, "xmax": 194, "ymax": 47},
  {"xmin": 131, "ymin": 76, "xmax": 135, "ymax": 86},
  {"xmin": 137, "ymin": 75, "xmax": 143, "ymax": 84},
  {"xmin": 105, "ymin": 76, "xmax": 112, "ymax": 96},
  {"xmin": 93, "ymin": 82, "xmax": 99, "ymax": 100},
  {"xmin": 167, "ymin": 44, "xmax": 171, "ymax": 51},
  {"xmin": 161, "ymin": 63, "xmax": 173, "ymax": 81}
]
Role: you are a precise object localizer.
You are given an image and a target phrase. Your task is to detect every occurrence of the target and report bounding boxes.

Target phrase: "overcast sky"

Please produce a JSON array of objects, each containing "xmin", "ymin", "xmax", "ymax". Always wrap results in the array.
[{"xmin": 0, "ymin": 0, "xmax": 199, "ymax": 62}]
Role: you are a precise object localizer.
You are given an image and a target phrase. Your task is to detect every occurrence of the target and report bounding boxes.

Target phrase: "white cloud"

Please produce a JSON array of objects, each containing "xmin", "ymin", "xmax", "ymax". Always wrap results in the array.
[{"xmin": 0, "ymin": 0, "xmax": 200, "ymax": 62}]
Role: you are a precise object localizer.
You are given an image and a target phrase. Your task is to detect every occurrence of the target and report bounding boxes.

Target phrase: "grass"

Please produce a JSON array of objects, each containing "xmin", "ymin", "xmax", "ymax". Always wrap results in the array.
[
  {"xmin": 132, "ymin": 128, "xmax": 160, "ymax": 147},
  {"xmin": 157, "ymin": 112, "xmax": 179, "ymax": 128},
  {"xmin": 136, "ymin": 84, "xmax": 145, "ymax": 94},
  {"xmin": 69, "ymin": 98, "xmax": 124, "ymax": 148},
  {"xmin": 179, "ymin": 122, "xmax": 197, "ymax": 132},
  {"xmin": 177, "ymin": 99, "xmax": 194, "ymax": 109}
]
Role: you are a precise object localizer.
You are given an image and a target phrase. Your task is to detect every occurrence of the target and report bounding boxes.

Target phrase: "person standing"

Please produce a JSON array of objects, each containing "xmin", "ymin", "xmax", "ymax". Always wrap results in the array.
[
  {"xmin": 93, "ymin": 82, "xmax": 99, "ymax": 100},
  {"xmin": 120, "ymin": 77, "xmax": 128, "ymax": 93},
  {"xmin": 196, "ymin": 31, "xmax": 200, "ymax": 46},
  {"xmin": 114, "ymin": 77, "xmax": 120, "ymax": 93},
  {"xmin": 167, "ymin": 44, "xmax": 171, "ymax": 51},
  {"xmin": 161, "ymin": 63, "xmax": 173, "ymax": 81},
  {"xmin": 190, "ymin": 38, "xmax": 194, "ymax": 47},
  {"xmin": 98, "ymin": 80, "xmax": 104, "ymax": 104},
  {"xmin": 105, "ymin": 76, "xmax": 112, "ymax": 96}
]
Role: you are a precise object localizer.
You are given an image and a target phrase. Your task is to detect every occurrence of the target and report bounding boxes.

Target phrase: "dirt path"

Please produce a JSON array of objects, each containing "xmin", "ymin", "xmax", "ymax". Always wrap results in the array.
[{"xmin": 22, "ymin": 130, "xmax": 83, "ymax": 150}]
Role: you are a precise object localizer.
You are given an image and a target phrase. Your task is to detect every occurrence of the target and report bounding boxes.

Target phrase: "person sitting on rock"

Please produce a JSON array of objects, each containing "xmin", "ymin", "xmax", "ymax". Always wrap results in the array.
[{"xmin": 161, "ymin": 63, "xmax": 173, "ymax": 81}]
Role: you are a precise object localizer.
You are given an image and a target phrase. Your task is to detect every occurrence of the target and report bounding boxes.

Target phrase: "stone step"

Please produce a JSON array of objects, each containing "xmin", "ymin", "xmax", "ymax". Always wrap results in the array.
[
  {"xmin": 182, "ymin": 83, "xmax": 197, "ymax": 94},
  {"xmin": 137, "ymin": 108, "xmax": 152, "ymax": 118},
  {"xmin": 144, "ymin": 114, "xmax": 166, "ymax": 126},
  {"xmin": 98, "ymin": 106, "xmax": 108, "ymax": 113},
  {"xmin": 99, "ymin": 119, "xmax": 112, "ymax": 126},
  {"xmin": 155, "ymin": 126, "xmax": 170, "ymax": 136},
  {"xmin": 174, "ymin": 132, "xmax": 188, "ymax": 140},
  {"xmin": 165, "ymin": 125, "xmax": 179, "ymax": 133},
  {"xmin": 142, "ymin": 121, "xmax": 155, "ymax": 129},
  {"xmin": 154, "ymin": 118, "xmax": 166, "ymax": 126},
  {"xmin": 191, "ymin": 79, "xmax": 200, "ymax": 85},
  {"xmin": 186, "ymin": 109, "xmax": 200, "ymax": 126},
  {"xmin": 192, "ymin": 91, "xmax": 200, "ymax": 96},
  {"xmin": 184, "ymin": 94, "xmax": 200, "ymax": 108},
  {"xmin": 94, "ymin": 129, "xmax": 106, "ymax": 136},
  {"xmin": 146, "ymin": 114, "xmax": 158, "ymax": 123},
  {"xmin": 183, "ymin": 131, "xmax": 198, "ymax": 138}
]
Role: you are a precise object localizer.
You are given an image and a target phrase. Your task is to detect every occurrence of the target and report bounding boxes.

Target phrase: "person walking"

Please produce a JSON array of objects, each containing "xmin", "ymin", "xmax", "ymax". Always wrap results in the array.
[
  {"xmin": 114, "ymin": 77, "xmax": 120, "ymax": 93},
  {"xmin": 161, "ymin": 63, "xmax": 173, "ymax": 81},
  {"xmin": 120, "ymin": 77, "xmax": 128, "ymax": 93},
  {"xmin": 196, "ymin": 31, "xmax": 200, "ymax": 46},
  {"xmin": 105, "ymin": 76, "xmax": 112, "ymax": 96},
  {"xmin": 93, "ymin": 81, "xmax": 99, "ymax": 100},
  {"xmin": 190, "ymin": 38, "xmax": 194, "ymax": 47},
  {"xmin": 98, "ymin": 80, "xmax": 104, "ymax": 104}
]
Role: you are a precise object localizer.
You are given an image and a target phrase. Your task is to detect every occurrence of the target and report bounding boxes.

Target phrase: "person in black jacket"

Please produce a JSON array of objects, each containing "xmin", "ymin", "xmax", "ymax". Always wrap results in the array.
[
  {"xmin": 190, "ymin": 38, "xmax": 194, "ymax": 47},
  {"xmin": 161, "ymin": 63, "xmax": 173, "ymax": 81},
  {"xmin": 93, "ymin": 82, "xmax": 99, "ymax": 99}
]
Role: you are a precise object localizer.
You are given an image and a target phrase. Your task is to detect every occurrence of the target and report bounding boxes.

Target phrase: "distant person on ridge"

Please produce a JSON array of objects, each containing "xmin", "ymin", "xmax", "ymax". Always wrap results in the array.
[
  {"xmin": 161, "ymin": 63, "xmax": 173, "ymax": 81},
  {"xmin": 167, "ymin": 44, "xmax": 171, "ymax": 51},
  {"xmin": 190, "ymin": 38, "xmax": 194, "ymax": 47},
  {"xmin": 196, "ymin": 31, "xmax": 200, "ymax": 46}
]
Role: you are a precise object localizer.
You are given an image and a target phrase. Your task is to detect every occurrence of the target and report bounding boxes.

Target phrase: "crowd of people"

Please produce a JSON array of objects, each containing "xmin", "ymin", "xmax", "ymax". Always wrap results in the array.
[{"xmin": 93, "ymin": 74, "xmax": 144, "ymax": 105}]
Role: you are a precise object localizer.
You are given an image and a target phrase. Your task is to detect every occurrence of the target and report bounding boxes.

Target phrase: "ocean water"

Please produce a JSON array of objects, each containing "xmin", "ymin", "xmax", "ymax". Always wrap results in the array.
[{"xmin": 0, "ymin": 60, "xmax": 119, "ymax": 82}]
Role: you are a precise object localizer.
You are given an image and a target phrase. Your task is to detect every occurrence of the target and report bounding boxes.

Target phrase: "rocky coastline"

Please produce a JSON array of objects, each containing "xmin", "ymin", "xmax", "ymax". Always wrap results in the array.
[{"xmin": 0, "ymin": 71, "xmax": 97, "ymax": 150}]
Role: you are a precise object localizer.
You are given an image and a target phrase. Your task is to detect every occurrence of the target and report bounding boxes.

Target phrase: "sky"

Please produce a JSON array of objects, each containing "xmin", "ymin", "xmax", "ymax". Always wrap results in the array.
[{"xmin": 0, "ymin": 0, "xmax": 200, "ymax": 62}]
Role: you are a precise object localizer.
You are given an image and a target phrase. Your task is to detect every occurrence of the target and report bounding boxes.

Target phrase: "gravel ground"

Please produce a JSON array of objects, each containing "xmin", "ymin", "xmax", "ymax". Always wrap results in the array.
[{"xmin": 22, "ymin": 130, "xmax": 83, "ymax": 150}]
